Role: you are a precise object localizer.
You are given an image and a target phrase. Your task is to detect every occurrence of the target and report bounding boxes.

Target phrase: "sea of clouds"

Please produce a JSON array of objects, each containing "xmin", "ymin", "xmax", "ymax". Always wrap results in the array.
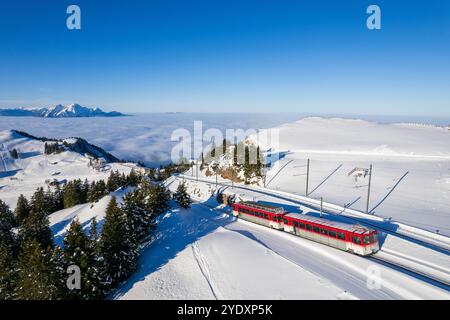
[{"xmin": 0, "ymin": 113, "xmax": 301, "ymax": 166}]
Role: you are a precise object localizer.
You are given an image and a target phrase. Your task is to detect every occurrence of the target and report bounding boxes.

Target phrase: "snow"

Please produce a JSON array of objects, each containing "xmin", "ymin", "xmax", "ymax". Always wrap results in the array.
[
  {"xmin": 0, "ymin": 129, "xmax": 135, "ymax": 208},
  {"xmin": 111, "ymin": 176, "xmax": 449, "ymax": 300},
  {"xmin": 2, "ymin": 116, "xmax": 449, "ymax": 299},
  {"xmin": 114, "ymin": 203, "xmax": 350, "ymax": 300},
  {"xmin": 249, "ymin": 117, "xmax": 450, "ymax": 237}
]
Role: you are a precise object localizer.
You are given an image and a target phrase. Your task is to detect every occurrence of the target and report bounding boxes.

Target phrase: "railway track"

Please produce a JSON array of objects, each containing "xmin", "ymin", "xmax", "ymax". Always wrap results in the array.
[
  {"xmin": 177, "ymin": 173, "xmax": 450, "ymax": 254},
  {"xmin": 169, "ymin": 176, "xmax": 450, "ymax": 292},
  {"xmin": 368, "ymin": 250, "xmax": 450, "ymax": 290}
]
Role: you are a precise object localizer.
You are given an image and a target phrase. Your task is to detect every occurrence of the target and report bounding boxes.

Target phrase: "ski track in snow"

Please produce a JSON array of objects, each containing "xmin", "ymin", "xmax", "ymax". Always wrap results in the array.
[{"xmin": 192, "ymin": 241, "xmax": 224, "ymax": 300}]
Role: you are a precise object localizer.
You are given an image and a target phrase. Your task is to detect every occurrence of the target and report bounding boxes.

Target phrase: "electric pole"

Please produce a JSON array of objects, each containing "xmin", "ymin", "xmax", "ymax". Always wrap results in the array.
[
  {"xmin": 306, "ymin": 158, "xmax": 310, "ymax": 196},
  {"xmin": 320, "ymin": 197, "xmax": 323, "ymax": 218},
  {"xmin": 366, "ymin": 164, "xmax": 373, "ymax": 214},
  {"xmin": 196, "ymin": 161, "xmax": 199, "ymax": 182}
]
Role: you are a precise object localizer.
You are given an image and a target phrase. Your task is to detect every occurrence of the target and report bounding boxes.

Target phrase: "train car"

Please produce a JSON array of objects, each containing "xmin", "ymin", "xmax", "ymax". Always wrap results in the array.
[
  {"xmin": 232, "ymin": 201, "xmax": 287, "ymax": 230},
  {"xmin": 283, "ymin": 213, "xmax": 379, "ymax": 255},
  {"xmin": 232, "ymin": 201, "xmax": 379, "ymax": 256}
]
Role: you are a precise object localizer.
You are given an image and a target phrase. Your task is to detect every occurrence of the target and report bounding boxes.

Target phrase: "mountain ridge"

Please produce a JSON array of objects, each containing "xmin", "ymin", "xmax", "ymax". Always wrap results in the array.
[{"xmin": 0, "ymin": 103, "xmax": 126, "ymax": 117}]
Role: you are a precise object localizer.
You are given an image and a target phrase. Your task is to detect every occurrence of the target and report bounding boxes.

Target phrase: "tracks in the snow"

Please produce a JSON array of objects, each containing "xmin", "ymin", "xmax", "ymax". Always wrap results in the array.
[{"xmin": 192, "ymin": 241, "xmax": 224, "ymax": 300}]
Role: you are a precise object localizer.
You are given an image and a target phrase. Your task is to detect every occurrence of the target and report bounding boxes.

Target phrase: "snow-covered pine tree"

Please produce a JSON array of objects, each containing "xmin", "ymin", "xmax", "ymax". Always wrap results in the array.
[
  {"xmin": 0, "ymin": 239, "xmax": 16, "ymax": 300},
  {"xmin": 99, "ymin": 197, "xmax": 138, "ymax": 288},
  {"xmin": 14, "ymin": 194, "xmax": 30, "ymax": 226},
  {"xmin": 0, "ymin": 200, "xmax": 17, "ymax": 230},
  {"xmin": 106, "ymin": 171, "xmax": 118, "ymax": 192},
  {"xmin": 63, "ymin": 218, "xmax": 103, "ymax": 300},
  {"xmin": 0, "ymin": 201, "xmax": 17, "ymax": 259},
  {"xmin": 15, "ymin": 239, "xmax": 62, "ymax": 300},
  {"xmin": 128, "ymin": 169, "xmax": 139, "ymax": 186},
  {"xmin": 121, "ymin": 191, "xmax": 149, "ymax": 244},
  {"xmin": 20, "ymin": 188, "xmax": 53, "ymax": 250},
  {"xmin": 174, "ymin": 181, "xmax": 192, "ymax": 209}
]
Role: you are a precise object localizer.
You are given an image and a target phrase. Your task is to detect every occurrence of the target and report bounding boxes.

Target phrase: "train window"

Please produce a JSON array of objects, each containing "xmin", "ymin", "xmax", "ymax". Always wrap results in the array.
[
  {"xmin": 320, "ymin": 228, "xmax": 328, "ymax": 235},
  {"xmin": 283, "ymin": 219, "xmax": 288, "ymax": 224},
  {"xmin": 299, "ymin": 223, "xmax": 306, "ymax": 229},
  {"xmin": 278, "ymin": 216, "xmax": 283, "ymax": 222},
  {"xmin": 293, "ymin": 221, "xmax": 298, "ymax": 227},
  {"xmin": 272, "ymin": 216, "xmax": 277, "ymax": 221},
  {"xmin": 363, "ymin": 236, "xmax": 371, "ymax": 244},
  {"xmin": 264, "ymin": 214, "xmax": 268, "ymax": 219},
  {"xmin": 352, "ymin": 236, "xmax": 361, "ymax": 245},
  {"xmin": 313, "ymin": 226, "xmax": 320, "ymax": 233},
  {"xmin": 306, "ymin": 224, "xmax": 313, "ymax": 231},
  {"xmin": 337, "ymin": 232, "xmax": 345, "ymax": 240},
  {"xmin": 329, "ymin": 230, "xmax": 336, "ymax": 238}
]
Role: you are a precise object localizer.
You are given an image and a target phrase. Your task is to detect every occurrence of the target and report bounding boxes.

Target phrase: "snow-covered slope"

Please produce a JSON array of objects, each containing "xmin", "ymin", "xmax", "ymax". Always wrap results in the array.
[
  {"xmin": 0, "ymin": 104, "xmax": 125, "ymax": 117},
  {"xmin": 110, "ymin": 176, "xmax": 449, "ymax": 300},
  {"xmin": 0, "ymin": 129, "xmax": 136, "ymax": 208},
  {"xmin": 248, "ymin": 117, "xmax": 450, "ymax": 236}
]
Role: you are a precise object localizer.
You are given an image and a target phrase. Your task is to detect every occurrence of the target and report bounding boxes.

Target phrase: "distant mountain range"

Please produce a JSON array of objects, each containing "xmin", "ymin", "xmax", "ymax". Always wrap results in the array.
[{"xmin": 0, "ymin": 104, "xmax": 126, "ymax": 118}]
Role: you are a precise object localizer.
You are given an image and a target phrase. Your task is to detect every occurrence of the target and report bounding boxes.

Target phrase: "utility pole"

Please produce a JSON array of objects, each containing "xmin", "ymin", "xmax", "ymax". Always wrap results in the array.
[
  {"xmin": 366, "ymin": 164, "xmax": 373, "ymax": 214},
  {"xmin": 320, "ymin": 197, "xmax": 323, "ymax": 218},
  {"xmin": 305, "ymin": 158, "xmax": 310, "ymax": 196},
  {"xmin": 196, "ymin": 161, "xmax": 199, "ymax": 182}
]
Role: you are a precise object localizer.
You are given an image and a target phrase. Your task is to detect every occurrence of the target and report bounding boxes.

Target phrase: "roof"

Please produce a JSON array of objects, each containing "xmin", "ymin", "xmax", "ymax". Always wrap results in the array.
[
  {"xmin": 285, "ymin": 212, "xmax": 374, "ymax": 235},
  {"xmin": 237, "ymin": 201, "xmax": 286, "ymax": 214}
]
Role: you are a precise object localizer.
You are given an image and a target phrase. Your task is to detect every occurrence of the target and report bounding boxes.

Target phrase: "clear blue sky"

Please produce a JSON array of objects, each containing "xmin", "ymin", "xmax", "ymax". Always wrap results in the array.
[{"xmin": 0, "ymin": 0, "xmax": 449, "ymax": 115}]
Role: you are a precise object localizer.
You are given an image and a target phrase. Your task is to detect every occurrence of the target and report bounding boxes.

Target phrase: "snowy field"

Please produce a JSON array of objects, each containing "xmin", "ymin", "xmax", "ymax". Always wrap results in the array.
[{"xmin": 251, "ymin": 117, "xmax": 450, "ymax": 237}]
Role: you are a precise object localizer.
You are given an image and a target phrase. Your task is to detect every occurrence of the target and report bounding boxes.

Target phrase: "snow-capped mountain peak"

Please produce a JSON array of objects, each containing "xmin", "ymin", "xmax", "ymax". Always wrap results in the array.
[{"xmin": 0, "ymin": 104, "xmax": 126, "ymax": 118}]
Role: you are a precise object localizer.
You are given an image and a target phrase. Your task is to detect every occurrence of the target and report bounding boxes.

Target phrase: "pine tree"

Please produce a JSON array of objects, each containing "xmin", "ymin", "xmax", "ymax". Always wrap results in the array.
[
  {"xmin": 81, "ymin": 179, "xmax": 90, "ymax": 203},
  {"xmin": 63, "ymin": 180, "xmax": 82, "ymax": 208},
  {"xmin": 0, "ymin": 239, "xmax": 16, "ymax": 300},
  {"xmin": 44, "ymin": 188, "xmax": 57, "ymax": 214},
  {"xmin": 15, "ymin": 194, "xmax": 30, "ymax": 226},
  {"xmin": 107, "ymin": 171, "xmax": 118, "ymax": 192},
  {"xmin": 0, "ymin": 200, "xmax": 17, "ymax": 229},
  {"xmin": 53, "ymin": 184, "xmax": 65, "ymax": 211},
  {"xmin": 87, "ymin": 180, "xmax": 108, "ymax": 203},
  {"xmin": 210, "ymin": 140, "xmax": 216, "ymax": 158},
  {"xmin": 63, "ymin": 219, "xmax": 103, "ymax": 300},
  {"xmin": 222, "ymin": 138, "xmax": 227, "ymax": 155},
  {"xmin": 122, "ymin": 191, "xmax": 149, "ymax": 244},
  {"xmin": 99, "ymin": 197, "xmax": 137, "ymax": 288},
  {"xmin": 21, "ymin": 189, "xmax": 53, "ymax": 250},
  {"xmin": 144, "ymin": 183, "xmax": 170, "ymax": 216},
  {"xmin": 174, "ymin": 181, "xmax": 192, "ymax": 209},
  {"xmin": 15, "ymin": 239, "xmax": 62, "ymax": 300},
  {"xmin": 233, "ymin": 144, "xmax": 238, "ymax": 165},
  {"xmin": 128, "ymin": 169, "xmax": 139, "ymax": 186}
]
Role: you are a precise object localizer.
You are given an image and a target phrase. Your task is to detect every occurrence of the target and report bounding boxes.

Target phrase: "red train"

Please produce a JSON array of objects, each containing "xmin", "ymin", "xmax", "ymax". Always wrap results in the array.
[{"xmin": 232, "ymin": 201, "xmax": 379, "ymax": 256}]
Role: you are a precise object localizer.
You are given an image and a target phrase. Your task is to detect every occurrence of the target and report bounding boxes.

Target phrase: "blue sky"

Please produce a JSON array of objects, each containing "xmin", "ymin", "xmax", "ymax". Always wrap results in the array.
[{"xmin": 0, "ymin": 0, "xmax": 449, "ymax": 115}]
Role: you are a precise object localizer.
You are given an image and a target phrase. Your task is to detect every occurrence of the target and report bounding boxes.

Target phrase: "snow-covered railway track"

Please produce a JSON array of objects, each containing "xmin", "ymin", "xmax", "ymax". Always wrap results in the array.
[
  {"xmin": 368, "ymin": 250, "xmax": 450, "ymax": 290},
  {"xmin": 177, "ymin": 174, "xmax": 450, "ymax": 254}
]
